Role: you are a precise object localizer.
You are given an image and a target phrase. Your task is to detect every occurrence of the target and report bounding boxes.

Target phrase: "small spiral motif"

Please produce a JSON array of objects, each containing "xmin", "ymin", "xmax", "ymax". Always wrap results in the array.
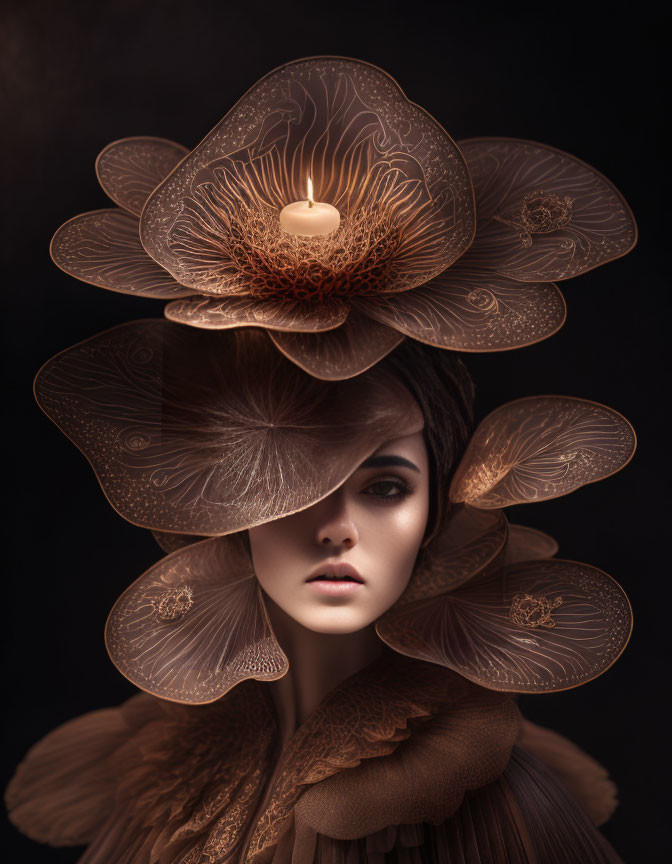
[
  {"xmin": 509, "ymin": 592, "xmax": 563, "ymax": 629},
  {"xmin": 125, "ymin": 432, "xmax": 151, "ymax": 451},
  {"xmin": 467, "ymin": 288, "xmax": 498, "ymax": 313},
  {"xmin": 155, "ymin": 586, "xmax": 194, "ymax": 622},
  {"xmin": 130, "ymin": 346, "xmax": 154, "ymax": 364}
]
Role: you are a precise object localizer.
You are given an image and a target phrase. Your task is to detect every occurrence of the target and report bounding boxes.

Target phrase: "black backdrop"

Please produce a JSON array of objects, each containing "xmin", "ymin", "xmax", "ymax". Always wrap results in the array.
[{"xmin": 2, "ymin": 1, "xmax": 667, "ymax": 860}]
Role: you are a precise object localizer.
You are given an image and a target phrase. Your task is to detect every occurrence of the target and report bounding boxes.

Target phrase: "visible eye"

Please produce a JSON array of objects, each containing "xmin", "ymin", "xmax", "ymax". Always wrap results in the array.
[{"xmin": 361, "ymin": 477, "xmax": 411, "ymax": 501}]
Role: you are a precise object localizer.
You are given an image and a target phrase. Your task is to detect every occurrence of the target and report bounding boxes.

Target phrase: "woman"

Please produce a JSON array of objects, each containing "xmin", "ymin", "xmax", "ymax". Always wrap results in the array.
[{"xmin": 7, "ymin": 327, "xmax": 634, "ymax": 862}]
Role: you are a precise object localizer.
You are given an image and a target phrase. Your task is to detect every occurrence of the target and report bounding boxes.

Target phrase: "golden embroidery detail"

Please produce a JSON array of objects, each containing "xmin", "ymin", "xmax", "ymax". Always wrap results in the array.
[{"xmin": 509, "ymin": 592, "xmax": 563, "ymax": 629}]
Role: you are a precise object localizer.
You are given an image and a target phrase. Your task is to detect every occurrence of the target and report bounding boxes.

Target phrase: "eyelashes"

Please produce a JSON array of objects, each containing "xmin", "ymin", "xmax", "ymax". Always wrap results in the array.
[{"xmin": 361, "ymin": 476, "xmax": 413, "ymax": 502}]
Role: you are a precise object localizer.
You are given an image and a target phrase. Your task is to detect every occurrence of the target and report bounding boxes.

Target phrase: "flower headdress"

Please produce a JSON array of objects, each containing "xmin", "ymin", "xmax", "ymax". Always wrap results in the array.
[
  {"xmin": 50, "ymin": 57, "xmax": 635, "ymax": 380},
  {"xmin": 33, "ymin": 56, "xmax": 637, "ymax": 705},
  {"xmin": 34, "ymin": 322, "xmax": 635, "ymax": 704}
]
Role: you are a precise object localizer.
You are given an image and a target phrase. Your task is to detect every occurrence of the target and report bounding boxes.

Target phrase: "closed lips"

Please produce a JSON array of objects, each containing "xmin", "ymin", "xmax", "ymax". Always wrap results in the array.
[{"xmin": 307, "ymin": 564, "xmax": 363, "ymax": 583}]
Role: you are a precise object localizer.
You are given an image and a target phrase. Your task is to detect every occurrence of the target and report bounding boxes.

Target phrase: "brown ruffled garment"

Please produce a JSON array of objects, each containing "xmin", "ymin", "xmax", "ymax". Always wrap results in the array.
[{"xmin": 6, "ymin": 651, "xmax": 622, "ymax": 864}]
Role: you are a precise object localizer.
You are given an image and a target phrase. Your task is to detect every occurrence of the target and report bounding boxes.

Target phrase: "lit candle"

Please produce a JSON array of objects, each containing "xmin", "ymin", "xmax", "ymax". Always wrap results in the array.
[{"xmin": 279, "ymin": 177, "xmax": 340, "ymax": 237}]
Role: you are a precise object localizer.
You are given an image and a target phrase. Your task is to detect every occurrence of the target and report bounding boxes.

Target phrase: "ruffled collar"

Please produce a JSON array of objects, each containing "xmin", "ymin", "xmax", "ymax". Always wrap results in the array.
[{"xmin": 52, "ymin": 651, "xmax": 519, "ymax": 863}]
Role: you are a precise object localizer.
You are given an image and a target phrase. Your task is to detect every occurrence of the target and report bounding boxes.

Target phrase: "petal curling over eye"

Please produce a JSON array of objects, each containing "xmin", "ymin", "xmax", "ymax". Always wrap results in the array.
[{"xmin": 34, "ymin": 321, "xmax": 423, "ymax": 534}]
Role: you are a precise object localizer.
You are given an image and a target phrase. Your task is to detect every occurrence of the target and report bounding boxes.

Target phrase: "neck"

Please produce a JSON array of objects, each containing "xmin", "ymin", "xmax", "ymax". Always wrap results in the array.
[{"xmin": 263, "ymin": 595, "xmax": 383, "ymax": 747}]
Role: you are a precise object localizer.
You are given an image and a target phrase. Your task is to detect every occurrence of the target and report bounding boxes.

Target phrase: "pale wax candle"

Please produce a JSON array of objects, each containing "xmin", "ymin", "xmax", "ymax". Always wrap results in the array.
[{"xmin": 279, "ymin": 177, "xmax": 340, "ymax": 237}]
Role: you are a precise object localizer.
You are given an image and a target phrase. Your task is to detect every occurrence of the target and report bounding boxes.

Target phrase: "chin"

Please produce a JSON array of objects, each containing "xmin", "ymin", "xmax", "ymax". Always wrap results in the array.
[{"xmin": 298, "ymin": 609, "xmax": 376, "ymax": 635}]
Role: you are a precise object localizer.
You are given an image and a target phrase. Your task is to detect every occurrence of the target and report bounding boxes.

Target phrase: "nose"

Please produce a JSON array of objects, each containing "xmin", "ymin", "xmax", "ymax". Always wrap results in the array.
[{"xmin": 314, "ymin": 494, "xmax": 359, "ymax": 549}]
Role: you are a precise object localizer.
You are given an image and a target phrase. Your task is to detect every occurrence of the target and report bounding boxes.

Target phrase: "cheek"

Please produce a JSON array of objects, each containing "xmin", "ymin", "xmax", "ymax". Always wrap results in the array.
[
  {"xmin": 248, "ymin": 518, "xmax": 306, "ymax": 595},
  {"xmin": 364, "ymin": 499, "xmax": 429, "ymax": 598}
]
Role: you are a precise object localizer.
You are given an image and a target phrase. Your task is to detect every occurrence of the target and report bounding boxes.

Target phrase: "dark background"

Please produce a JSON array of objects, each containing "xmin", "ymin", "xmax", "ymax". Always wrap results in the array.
[{"xmin": 2, "ymin": 0, "xmax": 667, "ymax": 859}]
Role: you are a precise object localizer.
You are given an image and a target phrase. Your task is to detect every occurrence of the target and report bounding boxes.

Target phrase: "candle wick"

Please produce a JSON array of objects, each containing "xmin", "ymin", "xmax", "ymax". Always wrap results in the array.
[{"xmin": 308, "ymin": 199, "xmax": 314, "ymax": 209}]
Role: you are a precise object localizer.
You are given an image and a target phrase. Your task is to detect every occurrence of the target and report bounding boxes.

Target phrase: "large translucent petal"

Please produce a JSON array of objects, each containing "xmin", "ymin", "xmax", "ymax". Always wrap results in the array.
[
  {"xmin": 141, "ymin": 58, "xmax": 474, "ymax": 298},
  {"xmin": 450, "ymin": 396, "xmax": 636, "ymax": 508},
  {"xmin": 164, "ymin": 294, "xmax": 348, "ymax": 332},
  {"xmin": 34, "ymin": 321, "xmax": 423, "ymax": 534},
  {"xmin": 95, "ymin": 136, "xmax": 189, "ymax": 216},
  {"xmin": 377, "ymin": 559, "xmax": 632, "ymax": 693},
  {"xmin": 269, "ymin": 309, "xmax": 404, "ymax": 380},
  {"xmin": 106, "ymin": 535, "xmax": 288, "ymax": 703},
  {"xmin": 459, "ymin": 138, "xmax": 637, "ymax": 282},
  {"xmin": 51, "ymin": 209, "xmax": 192, "ymax": 298},
  {"xmin": 355, "ymin": 265, "xmax": 566, "ymax": 351}
]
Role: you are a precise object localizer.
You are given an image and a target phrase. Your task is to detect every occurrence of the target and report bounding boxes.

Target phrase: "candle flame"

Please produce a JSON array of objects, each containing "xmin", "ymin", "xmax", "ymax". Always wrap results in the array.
[{"xmin": 307, "ymin": 176, "xmax": 314, "ymax": 208}]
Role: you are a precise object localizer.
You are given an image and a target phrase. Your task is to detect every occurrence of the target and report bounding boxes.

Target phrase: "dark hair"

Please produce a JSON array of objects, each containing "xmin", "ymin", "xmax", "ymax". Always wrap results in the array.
[{"xmin": 377, "ymin": 340, "xmax": 475, "ymax": 543}]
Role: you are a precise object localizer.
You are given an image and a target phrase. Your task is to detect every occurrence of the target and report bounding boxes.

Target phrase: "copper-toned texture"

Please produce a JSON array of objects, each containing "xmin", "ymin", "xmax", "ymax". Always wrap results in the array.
[
  {"xmin": 505, "ymin": 525, "xmax": 559, "ymax": 564},
  {"xmin": 95, "ymin": 136, "xmax": 189, "ymax": 216},
  {"xmin": 140, "ymin": 57, "xmax": 474, "ymax": 301},
  {"xmin": 151, "ymin": 530, "xmax": 205, "ymax": 555},
  {"xmin": 355, "ymin": 265, "xmax": 566, "ymax": 352},
  {"xmin": 165, "ymin": 294, "xmax": 349, "ymax": 332},
  {"xmin": 459, "ymin": 138, "xmax": 637, "ymax": 282},
  {"xmin": 106, "ymin": 534, "xmax": 289, "ymax": 703},
  {"xmin": 48, "ymin": 60, "xmax": 638, "ymax": 380},
  {"xmin": 376, "ymin": 559, "xmax": 632, "ymax": 693},
  {"xmin": 450, "ymin": 396, "xmax": 636, "ymax": 509},
  {"xmin": 33, "ymin": 321, "xmax": 423, "ymax": 534},
  {"xmin": 50, "ymin": 209, "xmax": 192, "ymax": 299},
  {"xmin": 401, "ymin": 506, "xmax": 508, "ymax": 603},
  {"xmin": 268, "ymin": 308, "xmax": 405, "ymax": 380}
]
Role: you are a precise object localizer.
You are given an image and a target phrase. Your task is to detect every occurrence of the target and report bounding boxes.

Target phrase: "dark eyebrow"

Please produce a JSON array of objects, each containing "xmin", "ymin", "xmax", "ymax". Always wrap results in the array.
[{"xmin": 358, "ymin": 455, "xmax": 420, "ymax": 473}]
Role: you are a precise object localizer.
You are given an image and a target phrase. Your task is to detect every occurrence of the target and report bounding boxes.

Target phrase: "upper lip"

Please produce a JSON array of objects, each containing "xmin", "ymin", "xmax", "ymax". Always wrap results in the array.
[{"xmin": 306, "ymin": 563, "xmax": 364, "ymax": 583}]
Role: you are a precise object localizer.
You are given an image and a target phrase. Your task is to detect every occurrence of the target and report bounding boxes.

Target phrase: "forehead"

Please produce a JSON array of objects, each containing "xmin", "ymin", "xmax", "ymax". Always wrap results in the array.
[{"xmin": 360, "ymin": 431, "xmax": 428, "ymax": 466}]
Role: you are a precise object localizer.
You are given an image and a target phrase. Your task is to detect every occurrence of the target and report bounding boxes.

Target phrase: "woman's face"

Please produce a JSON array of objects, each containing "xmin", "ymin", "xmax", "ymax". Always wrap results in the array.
[{"xmin": 248, "ymin": 431, "xmax": 430, "ymax": 634}]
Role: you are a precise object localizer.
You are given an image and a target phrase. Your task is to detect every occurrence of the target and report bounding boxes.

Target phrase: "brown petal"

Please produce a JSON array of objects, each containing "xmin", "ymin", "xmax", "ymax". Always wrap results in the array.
[
  {"xmin": 505, "ymin": 525, "xmax": 559, "ymax": 564},
  {"xmin": 95, "ymin": 137, "xmax": 189, "ymax": 216},
  {"xmin": 377, "ymin": 559, "xmax": 632, "ymax": 693},
  {"xmin": 269, "ymin": 309, "xmax": 405, "ymax": 380},
  {"xmin": 34, "ymin": 321, "xmax": 423, "ymax": 534},
  {"xmin": 105, "ymin": 534, "xmax": 288, "ymax": 703},
  {"xmin": 401, "ymin": 506, "xmax": 508, "ymax": 603},
  {"xmin": 151, "ymin": 531, "xmax": 206, "ymax": 555},
  {"xmin": 51, "ymin": 209, "xmax": 193, "ymax": 298},
  {"xmin": 450, "ymin": 396, "xmax": 636, "ymax": 508},
  {"xmin": 140, "ymin": 58, "xmax": 474, "ymax": 296},
  {"xmin": 459, "ymin": 138, "xmax": 637, "ymax": 281},
  {"xmin": 355, "ymin": 265, "xmax": 566, "ymax": 351},
  {"xmin": 165, "ymin": 294, "xmax": 348, "ymax": 332}
]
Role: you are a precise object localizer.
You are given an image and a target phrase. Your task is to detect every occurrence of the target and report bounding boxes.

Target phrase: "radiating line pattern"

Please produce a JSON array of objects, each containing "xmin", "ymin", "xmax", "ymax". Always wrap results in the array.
[
  {"xmin": 377, "ymin": 559, "xmax": 632, "ymax": 692},
  {"xmin": 459, "ymin": 138, "xmax": 637, "ymax": 281},
  {"xmin": 450, "ymin": 396, "xmax": 636, "ymax": 508},
  {"xmin": 95, "ymin": 136, "xmax": 189, "ymax": 216},
  {"xmin": 50, "ymin": 209, "xmax": 193, "ymax": 298},
  {"xmin": 141, "ymin": 58, "xmax": 474, "ymax": 300},
  {"xmin": 106, "ymin": 534, "xmax": 288, "ymax": 703},
  {"xmin": 33, "ymin": 321, "xmax": 423, "ymax": 534},
  {"xmin": 402, "ymin": 506, "xmax": 508, "ymax": 603}
]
